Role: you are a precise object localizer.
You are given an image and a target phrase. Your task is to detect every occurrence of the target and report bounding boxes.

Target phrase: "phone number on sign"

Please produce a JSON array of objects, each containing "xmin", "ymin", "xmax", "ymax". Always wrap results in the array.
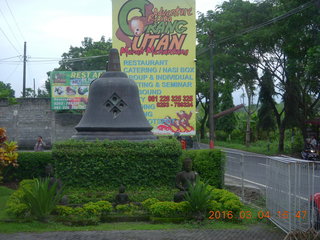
[
  {"xmin": 208, "ymin": 210, "xmax": 307, "ymax": 220},
  {"xmin": 148, "ymin": 95, "xmax": 194, "ymax": 108}
]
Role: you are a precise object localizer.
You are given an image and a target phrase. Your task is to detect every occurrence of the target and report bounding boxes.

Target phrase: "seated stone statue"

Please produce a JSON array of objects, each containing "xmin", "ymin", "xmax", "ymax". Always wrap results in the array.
[
  {"xmin": 174, "ymin": 158, "xmax": 198, "ymax": 202},
  {"xmin": 114, "ymin": 185, "xmax": 130, "ymax": 206}
]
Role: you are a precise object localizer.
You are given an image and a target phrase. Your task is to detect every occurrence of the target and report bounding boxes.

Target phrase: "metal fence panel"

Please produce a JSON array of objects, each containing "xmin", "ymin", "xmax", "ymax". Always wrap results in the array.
[{"xmin": 223, "ymin": 149, "xmax": 320, "ymax": 233}]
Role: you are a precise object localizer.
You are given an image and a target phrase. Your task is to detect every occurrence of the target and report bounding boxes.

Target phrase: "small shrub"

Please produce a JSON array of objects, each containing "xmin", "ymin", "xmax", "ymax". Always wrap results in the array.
[
  {"xmin": 83, "ymin": 201, "xmax": 112, "ymax": 217},
  {"xmin": 141, "ymin": 198, "xmax": 160, "ymax": 211},
  {"xmin": 149, "ymin": 201, "xmax": 190, "ymax": 218},
  {"xmin": 207, "ymin": 185, "xmax": 244, "ymax": 217},
  {"xmin": 6, "ymin": 179, "xmax": 35, "ymax": 218},
  {"xmin": 115, "ymin": 204, "xmax": 139, "ymax": 215}
]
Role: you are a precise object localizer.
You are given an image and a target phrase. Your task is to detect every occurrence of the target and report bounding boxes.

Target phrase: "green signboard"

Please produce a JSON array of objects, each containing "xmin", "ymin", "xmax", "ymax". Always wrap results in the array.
[{"xmin": 50, "ymin": 71, "xmax": 104, "ymax": 110}]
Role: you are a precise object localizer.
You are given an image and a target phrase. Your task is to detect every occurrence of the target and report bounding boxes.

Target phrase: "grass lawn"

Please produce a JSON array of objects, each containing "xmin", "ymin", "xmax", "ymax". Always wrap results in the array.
[
  {"xmin": 0, "ymin": 186, "xmax": 272, "ymax": 233},
  {"xmin": 0, "ymin": 186, "xmax": 14, "ymax": 220}
]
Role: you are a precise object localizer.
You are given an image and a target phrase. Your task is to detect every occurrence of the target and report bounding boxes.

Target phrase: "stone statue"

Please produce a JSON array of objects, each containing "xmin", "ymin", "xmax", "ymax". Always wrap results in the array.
[
  {"xmin": 174, "ymin": 158, "xmax": 198, "ymax": 202},
  {"xmin": 114, "ymin": 185, "xmax": 130, "ymax": 206}
]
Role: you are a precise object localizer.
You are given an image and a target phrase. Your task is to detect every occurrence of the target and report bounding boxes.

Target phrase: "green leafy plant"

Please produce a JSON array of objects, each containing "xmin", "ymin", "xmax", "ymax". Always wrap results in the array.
[
  {"xmin": 6, "ymin": 179, "xmax": 35, "ymax": 218},
  {"xmin": 21, "ymin": 178, "xmax": 63, "ymax": 221},
  {"xmin": 0, "ymin": 128, "xmax": 18, "ymax": 183},
  {"xmin": 4, "ymin": 152, "xmax": 53, "ymax": 182},
  {"xmin": 184, "ymin": 178, "xmax": 213, "ymax": 221},
  {"xmin": 142, "ymin": 198, "xmax": 160, "ymax": 211},
  {"xmin": 115, "ymin": 203, "xmax": 139, "ymax": 215},
  {"xmin": 149, "ymin": 201, "xmax": 190, "ymax": 218}
]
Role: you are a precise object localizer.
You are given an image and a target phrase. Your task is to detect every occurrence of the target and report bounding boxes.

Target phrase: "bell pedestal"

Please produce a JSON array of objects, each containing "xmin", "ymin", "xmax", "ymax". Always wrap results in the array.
[{"xmin": 72, "ymin": 131, "xmax": 156, "ymax": 141}]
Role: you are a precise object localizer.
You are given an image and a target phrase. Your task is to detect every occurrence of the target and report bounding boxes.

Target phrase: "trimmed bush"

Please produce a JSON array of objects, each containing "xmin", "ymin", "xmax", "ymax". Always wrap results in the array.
[
  {"xmin": 4, "ymin": 152, "xmax": 53, "ymax": 181},
  {"xmin": 52, "ymin": 139, "xmax": 182, "ymax": 187},
  {"xmin": 207, "ymin": 186, "xmax": 243, "ymax": 217},
  {"xmin": 182, "ymin": 149, "xmax": 225, "ymax": 188},
  {"xmin": 65, "ymin": 186, "xmax": 176, "ymax": 205},
  {"xmin": 142, "ymin": 198, "xmax": 160, "ymax": 211},
  {"xmin": 115, "ymin": 203, "xmax": 140, "ymax": 215},
  {"xmin": 149, "ymin": 201, "xmax": 190, "ymax": 217}
]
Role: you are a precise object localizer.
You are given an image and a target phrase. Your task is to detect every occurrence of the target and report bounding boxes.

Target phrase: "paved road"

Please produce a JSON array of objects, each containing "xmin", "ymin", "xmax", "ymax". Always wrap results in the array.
[{"xmin": 0, "ymin": 225, "xmax": 286, "ymax": 240}]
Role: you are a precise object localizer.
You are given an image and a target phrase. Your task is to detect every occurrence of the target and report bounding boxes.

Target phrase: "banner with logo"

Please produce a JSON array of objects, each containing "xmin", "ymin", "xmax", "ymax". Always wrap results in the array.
[
  {"xmin": 112, "ymin": 0, "xmax": 196, "ymax": 135},
  {"xmin": 50, "ymin": 71, "xmax": 104, "ymax": 110}
]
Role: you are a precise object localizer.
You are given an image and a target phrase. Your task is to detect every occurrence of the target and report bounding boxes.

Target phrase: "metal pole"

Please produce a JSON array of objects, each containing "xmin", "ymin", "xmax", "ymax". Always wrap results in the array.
[
  {"xmin": 23, "ymin": 41, "xmax": 27, "ymax": 98},
  {"xmin": 33, "ymin": 78, "xmax": 35, "ymax": 98},
  {"xmin": 288, "ymin": 163, "xmax": 292, "ymax": 231},
  {"xmin": 209, "ymin": 33, "xmax": 215, "ymax": 149},
  {"xmin": 241, "ymin": 154, "xmax": 245, "ymax": 202}
]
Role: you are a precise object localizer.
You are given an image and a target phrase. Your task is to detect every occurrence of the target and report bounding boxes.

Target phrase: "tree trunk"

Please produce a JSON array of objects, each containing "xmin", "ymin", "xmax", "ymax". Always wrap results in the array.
[
  {"xmin": 245, "ymin": 89, "xmax": 252, "ymax": 147},
  {"xmin": 278, "ymin": 124, "xmax": 285, "ymax": 152},
  {"xmin": 200, "ymin": 110, "xmax": 208, "ymax": 139},
  {"xmin": 246, "ymin": 113, "xmax": 251, "ymax": 147}
]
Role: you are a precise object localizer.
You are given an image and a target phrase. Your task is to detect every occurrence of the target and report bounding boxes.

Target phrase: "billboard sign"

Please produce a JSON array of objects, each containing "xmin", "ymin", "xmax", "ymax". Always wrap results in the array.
[
  {"xmin": 50, "ymin": 71, "xmax": 104, "ymax": 110},
  {"xmin": 112, "ymin": 0, "xmax": 196, "ymax": 135}
]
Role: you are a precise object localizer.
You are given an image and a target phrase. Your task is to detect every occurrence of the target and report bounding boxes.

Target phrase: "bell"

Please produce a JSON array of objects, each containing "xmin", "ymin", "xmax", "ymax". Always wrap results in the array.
[{"xmin": 72, "ymin": 48, "xmax": 156, "ymax": 141}]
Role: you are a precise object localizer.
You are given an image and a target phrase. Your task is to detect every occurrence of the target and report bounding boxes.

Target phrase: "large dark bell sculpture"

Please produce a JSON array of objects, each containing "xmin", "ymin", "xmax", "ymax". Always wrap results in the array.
[{"xmin": 72, "ymin": 48, "xmax": 156, "ymax": 141}]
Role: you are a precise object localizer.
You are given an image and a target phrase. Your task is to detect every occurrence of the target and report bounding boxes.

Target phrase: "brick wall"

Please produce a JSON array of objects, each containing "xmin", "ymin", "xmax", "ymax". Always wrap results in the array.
[{"xmin": 0, "ymin": 98, "xmax": 81, "ymax": 149}]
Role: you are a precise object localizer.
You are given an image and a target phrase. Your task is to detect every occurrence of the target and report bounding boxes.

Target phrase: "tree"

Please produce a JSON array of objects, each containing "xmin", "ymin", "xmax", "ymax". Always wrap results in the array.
[
  {"xmin": 57, "ymin": 36, "xmax": 112, "ymax": 71},
  {"xmin": 257, "ymin": 70, "xmax": 276, "ymax": 138},
  {"xmin": 21, "ymin": 88, "xmax": 35, "ymax": 98},
  {"xmin": 0, "ymin": 81, "xmax": 15, "ymax": 98},
  {"xmin": 216, "ymin": 79, "xmax": 237, "ymax": 134}
]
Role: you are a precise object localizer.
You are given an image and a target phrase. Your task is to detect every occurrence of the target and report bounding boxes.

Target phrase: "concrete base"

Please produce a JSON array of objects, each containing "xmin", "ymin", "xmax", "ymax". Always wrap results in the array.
[{"xmin": 71, "ymin": 131, "xmax": 157, "ymax": 141}]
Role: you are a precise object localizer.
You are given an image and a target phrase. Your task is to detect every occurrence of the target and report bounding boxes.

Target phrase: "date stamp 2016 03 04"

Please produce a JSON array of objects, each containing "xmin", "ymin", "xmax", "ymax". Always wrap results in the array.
[{"xmin": 208, "ymin": 210, "xmax": 307, "ymax": 220}]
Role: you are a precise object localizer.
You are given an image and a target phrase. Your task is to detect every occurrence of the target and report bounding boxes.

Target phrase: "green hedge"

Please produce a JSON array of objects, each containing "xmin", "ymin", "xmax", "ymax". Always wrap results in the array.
[
  {"xmin": 182, "ymin": 149, "xmax": 225, "ymax": 188},
  {"xmin": 52, "ymin": 139, "xmax": 182, "ymax": 187},
  {"xmin": 4, "ymin": 152, "xmax": 53, "ymax": 181}
]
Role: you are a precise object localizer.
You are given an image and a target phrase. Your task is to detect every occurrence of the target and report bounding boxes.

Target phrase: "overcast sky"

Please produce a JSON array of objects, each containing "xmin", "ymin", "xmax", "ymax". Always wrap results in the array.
[{"xmin": 0, "ymin": 0, "xmax": 247, "ymax": 102}]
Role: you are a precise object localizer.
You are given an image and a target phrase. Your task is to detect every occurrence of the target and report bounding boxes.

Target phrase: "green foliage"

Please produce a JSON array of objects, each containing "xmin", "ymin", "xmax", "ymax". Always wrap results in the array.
[
  {"xmin": 53, "ymin": 139, "xmax": 182, "ymax": 187},
  {"xmin": 83, "ymin": 201, "xmax": 112, "ymax": 217},
  {"xmin": 182, "ymin": 149, "xmax": 225, "ymax": 188},
  {"xmin": 142, "ymin": 198, "xmax": 160, "ymax": 211},
  {"xmin": 57, "ymin": 36, "xmax": 112, "ymax": 71},
  {"xmin": 20, "ymin": 178, "xmax": 63, "ymax": 221},
  {"xmin": 184, "ymin": 178, "xmax": 212, "ymax": 219},
  {"xmin": 55, "ymin": 200, "xmax": 112, "ymax": 225},
  {"xmin": 208, "ymin": 186, "xmax": 244, "ymax": 216},
  {"xmin": 149, "ymin": 201, "xmax": 190, "ymax": 218},
  {"xmin": 216, "ymin": 80, "xmax": 237, "ymax": 134},
  {"xmin": 215, "ymin": 130, "xmax": 228, "ymax": 141},
  {"xmin": 257, "ymin": 70, "xmax": 276, "ymax": 133},
  {"xmin": 230, "ymin": 129, "xmax": 245, "ymax": 143},
  {"xmin": 6, "ymin": 179, "xmax": 35, "ymax": 218},
  {"xmin": 65, "ymin": 186, "xmax": 176, "ymax": 205},
  {"xmin": 115, "ymin": 204, "xmax": 139, "ymax": 215},
  {"xmin": 291, "ymin": 130, "xmax": 304, "ymax": 153},
  {"xmin": 4, "ymin": 152, "xmax": 53, "ymax": 182},
  {"xmin": 0, "ymin": 81, "xmax": 15, "ymax": 98}
]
